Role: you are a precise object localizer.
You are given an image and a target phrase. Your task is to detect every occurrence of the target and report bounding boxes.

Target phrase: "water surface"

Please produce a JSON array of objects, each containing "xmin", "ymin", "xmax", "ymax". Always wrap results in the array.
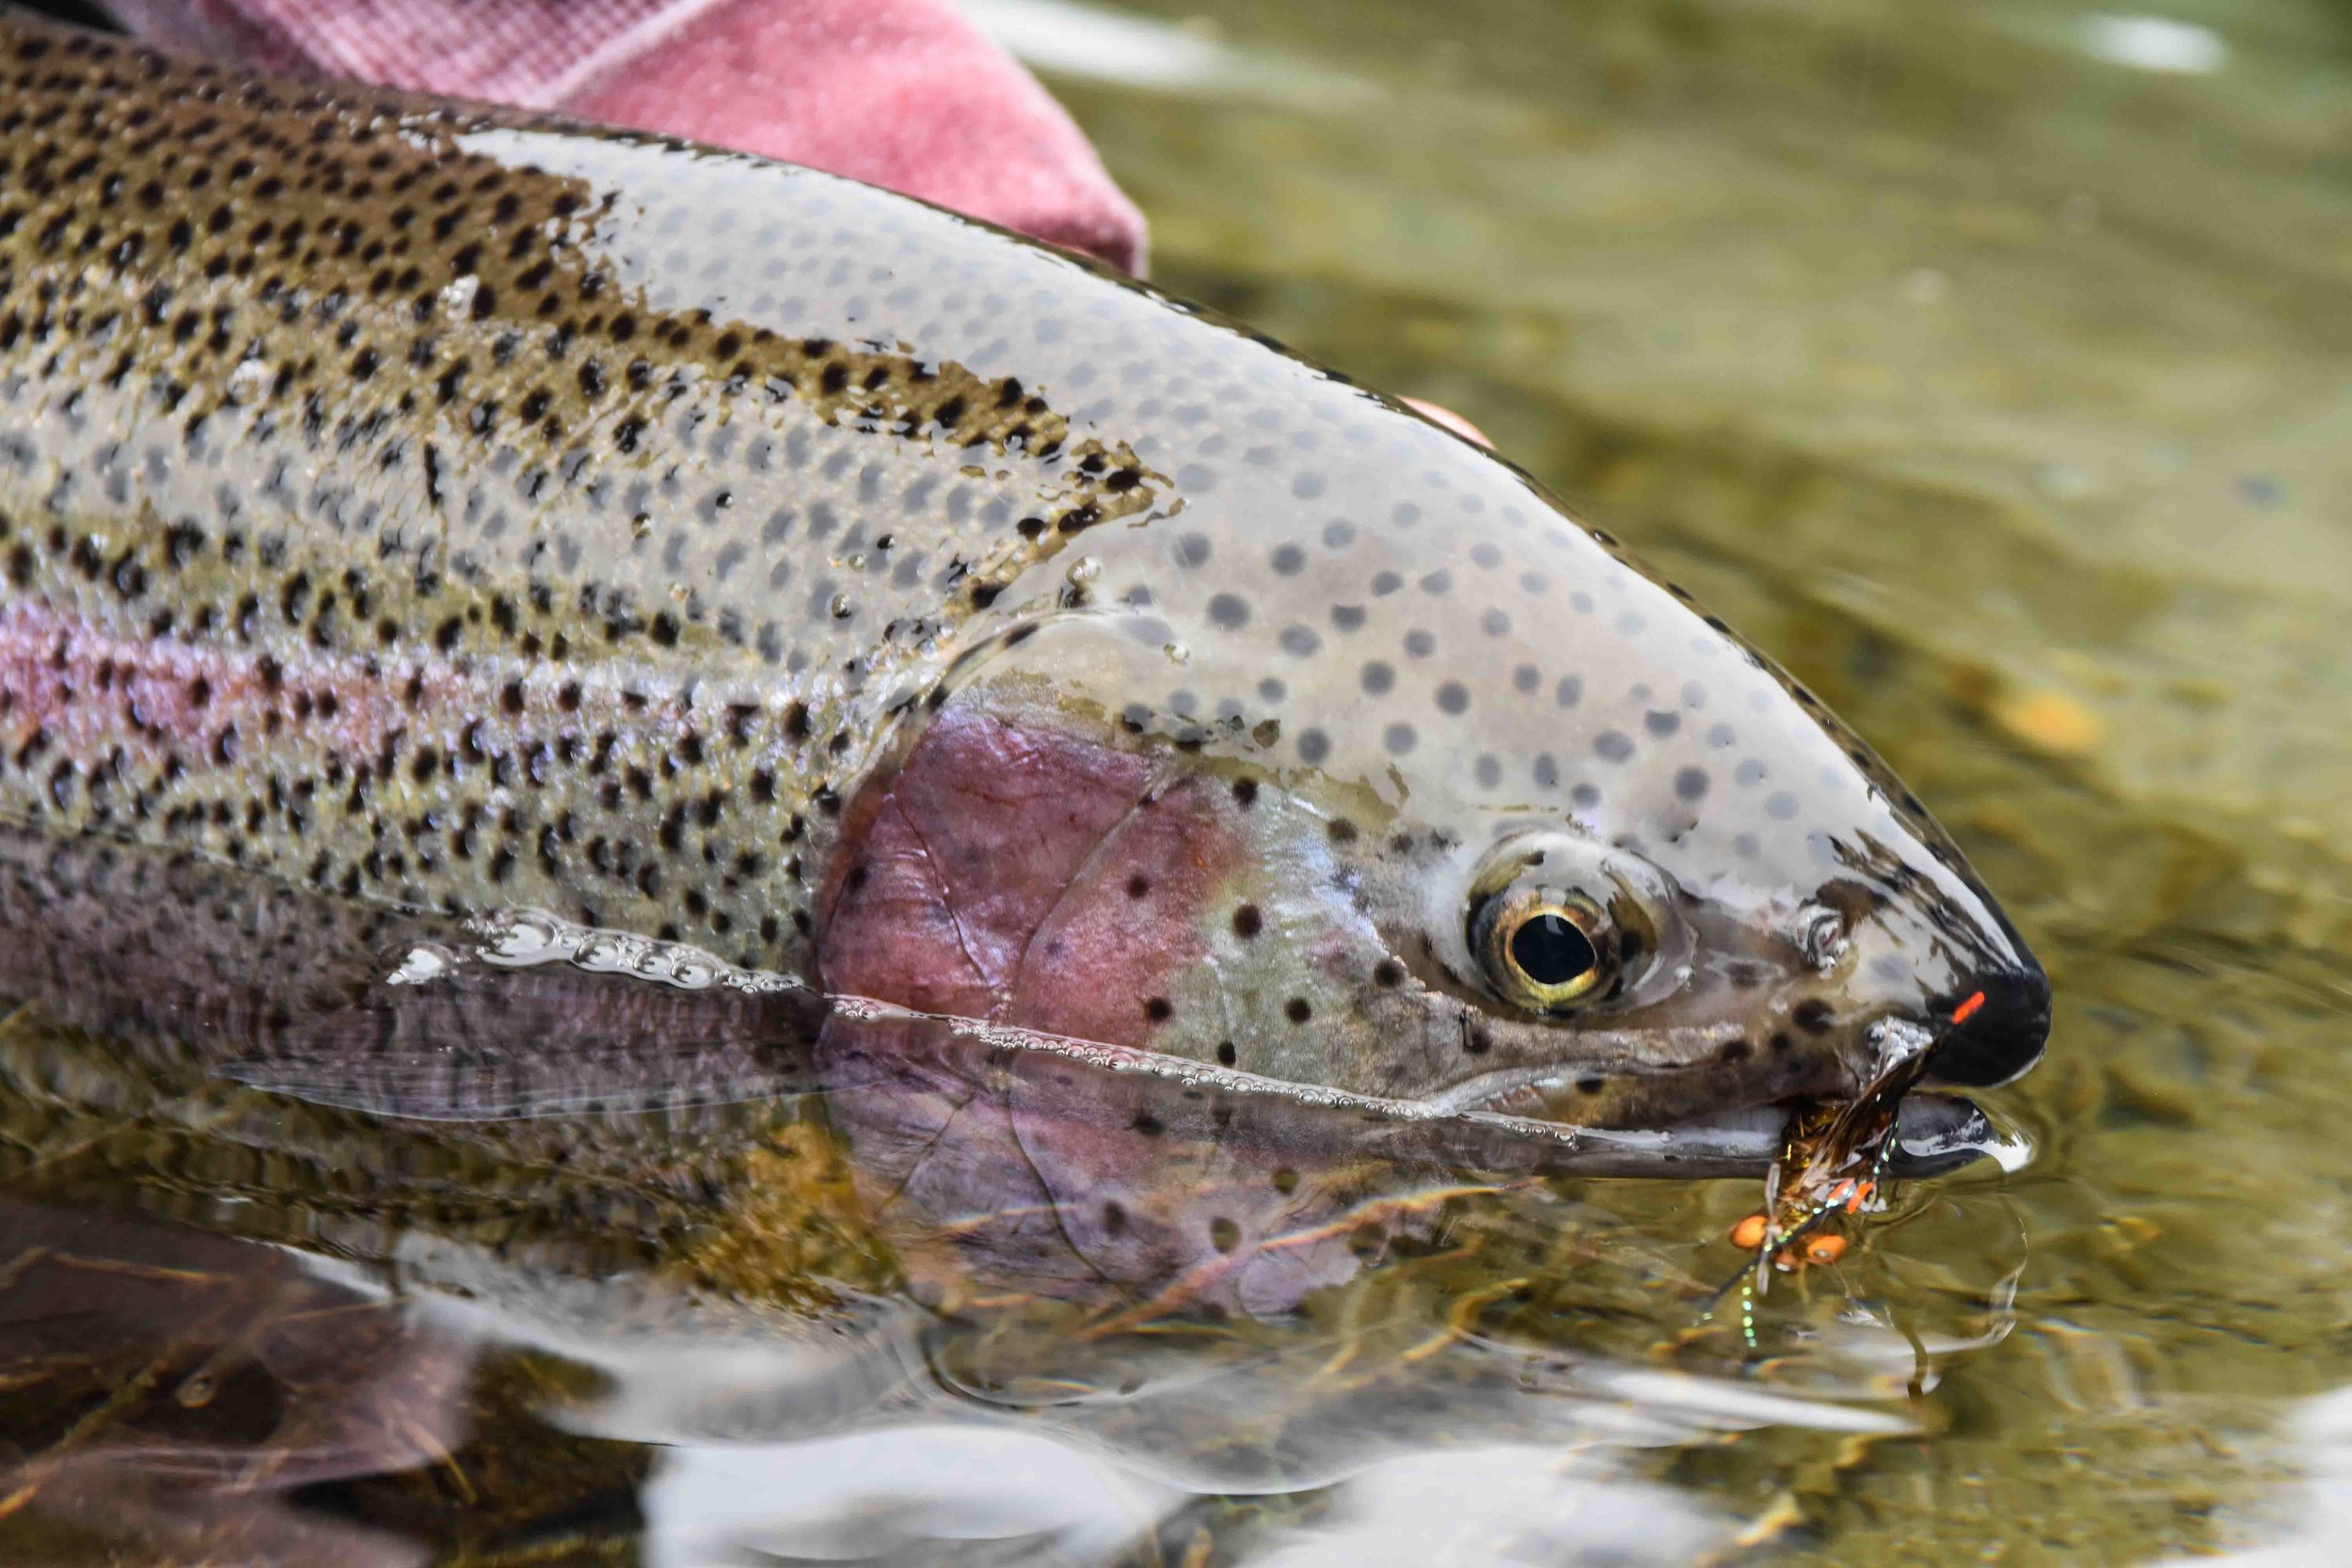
[{"xmin": 4, "ymin": 1, "xmax": 2349, "ymax": 1563}]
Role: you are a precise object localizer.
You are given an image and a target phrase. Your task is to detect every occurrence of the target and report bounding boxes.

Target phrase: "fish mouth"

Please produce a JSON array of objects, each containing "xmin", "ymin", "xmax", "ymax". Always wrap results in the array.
[
  {"xmin": 1470, "ymin": 1092, "xmax": 2009, "ymax": 1180},
  {"xmin": 1432, "ymin": 986, "xmax": 2039, "ymax": 1182},
  {"xmin": 1920, "ymin": 964, "xmax": 2052, "ymax": 1088}
]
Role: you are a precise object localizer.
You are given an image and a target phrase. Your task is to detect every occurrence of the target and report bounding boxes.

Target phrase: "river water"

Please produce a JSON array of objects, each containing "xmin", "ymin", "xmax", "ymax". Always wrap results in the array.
[{"xmin": 3, "ymin": 1, "xmax": 2348, "ymax": 1564}]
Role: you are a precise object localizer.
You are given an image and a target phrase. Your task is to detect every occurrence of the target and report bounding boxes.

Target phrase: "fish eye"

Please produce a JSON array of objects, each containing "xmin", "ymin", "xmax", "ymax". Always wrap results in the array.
[
  {"xmin": 1460, "ymin": 832, "xmax": 1674, "ymax": 1017},
  {"xmin": 1470, "ymin": 887, "xmax": 1614, "ymax": 1013}
]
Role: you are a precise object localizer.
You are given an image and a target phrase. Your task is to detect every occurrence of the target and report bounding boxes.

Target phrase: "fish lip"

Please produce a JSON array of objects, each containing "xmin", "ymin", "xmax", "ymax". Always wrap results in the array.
[
  {"xmin": 1432, "ymin": 1048, "xmax": 2007, "ymax": 1180},
  {"xmin": 1465, "ymin": 1093, "xmax": 2002, "ymax": 1180},
  {"xmin": 1427, "ymin": 1051, "xmax": 1834, "ymax": 1122},
  {"xmin": 1424, "ymin": 1063, "xmax": 1611, "ymax": 1119},
  {"xmin": 1919, "ymin": 959, "xmax": 2052, "ymax": 1088}
]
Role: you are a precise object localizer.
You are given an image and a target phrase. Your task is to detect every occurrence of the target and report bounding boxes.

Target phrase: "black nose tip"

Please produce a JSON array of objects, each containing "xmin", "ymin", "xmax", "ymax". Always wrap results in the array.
[{"xmin": 1924, "ymin": 962, "xmax": 2050, "ymax": 1086}]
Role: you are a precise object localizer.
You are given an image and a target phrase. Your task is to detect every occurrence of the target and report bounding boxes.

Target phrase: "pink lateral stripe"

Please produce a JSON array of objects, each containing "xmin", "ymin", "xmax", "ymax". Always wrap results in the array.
[
  {"xmin": 95, "ymin": 0, "xmax": 1149, "ymax": 273},
  {"xmin": 0, "ymin": 602, "xmax": 428, "ymax": 772}
]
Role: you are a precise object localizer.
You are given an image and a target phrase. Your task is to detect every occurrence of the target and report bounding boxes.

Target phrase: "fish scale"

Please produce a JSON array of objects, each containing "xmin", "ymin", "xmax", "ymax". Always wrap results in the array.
[{"xmin": 0, "ymin": 17, "xmax": 1152, "ymax": 962}]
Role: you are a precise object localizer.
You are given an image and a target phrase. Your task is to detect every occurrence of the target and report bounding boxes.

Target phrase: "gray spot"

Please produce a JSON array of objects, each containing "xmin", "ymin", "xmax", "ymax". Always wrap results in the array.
[
  {"xmin": 1207, "ymin": 594, "xmax": 1250, "ymax": 629},
  {"xmin": 1371, "ymin": 571, "xmax": 1404, "ymax": 596},
  {"xmin": 1436, "ymin": 681, "xmax": 1470, "ymax": 715},
  {"xmin": 1470, "ymin": 542, "xmax": 1502, "ymax": 569},
  {"xmin": 1682, "ymin": 680, "xmax": 1708, "ymax": 709},
  {"xmin": 1176, "ymin": 463, "xmax": 1218, "ymax": 493},
  {"xmin": 1708, "ymin": 723, "xmax": 1738, "ymax": 748},
  {"xmin": 1675, "ymin": 768, "xmax": 1709, "ymax": 801},
  {"xmin": 1594, "ymin": 731, "xmax": 1635, "ymax": 763},
  {"xmin": 1481, "ymin": 608, "xmax": 1511, "ymax": 638},
  {"xmin": 1299, "ymin": 728, "xmax": 1331, "ymax": 764},
  {"xmin": 1176, "ymin": 532, "xmax": 1213, "ymax": 566},
  {"xmin": 1404, "ymin": 630, "xmax": 1436, "ymax": 657},
  {"xmin": 1383, "ymin": 722, "xmax": 1418, "ymax": 755},
  {"xmin": 1360, "ymin": 660, "xmax": 1396, "ymax": 695},
  {"xmin": 1571, "ymin": 783, "xmax": 1602, "ymax": 809},
  {"xmin": 1271, "ymin": 544, "xmax": 1307, "ymax": 576},
  {"xmin": 1554, "ymin": 675, "xmax": 1583, "ymax": 707},
  {"xmin": 1570, "ymin": 592, "xmax": 1596, "ymax": 614},
  {"xmin": 1293, "ymin": 472, "xmax": 1327, "ymax": 499},
  {"xmin": 1392, "ymin": 502, "xmax": 1422, "ymax": 528},
  {"xmin": 1257, "ymin": 677, "xmax": 1288, "ymax": 703},
  {"xmin": 1534, "ymin": 752, "xmax": 1561, "ymax": 788},
  {"xmin": 1474, "ymin": 753, "xmax": 1503, "ymax": 788},
  {"xmin": 1331, "ymin": 604, "xmax": 1367, "ymax": 631},
  {"xmin": 1645, "ymin": 710, "xmax": 1680, "ymax": 737},
  {"xmin": 1735, "ymin": 759, "xmax": 1769, "ymax": 786},
  {"xmin": 1765, "ymin": 791, "xmax": 1801, "ymax": 820},
  {"xmin": 1322, "ymin": 518, "xmax": 1357, "ymax": 549},
  {"xmin": 1279, "ymin": 624, "xmax": 1322, "ymax": 657},
  {"xmin": 1420, "ymin": 570, "xmax": 1453, "ymax": 595},
  {"xmin": 1519, "ymin": 571, "xmax": 1549, "ymax": 594},
  {"xmin": 1512, "ymin": 663, "xmax": 1541, "ymax": 694},
  {"xmin": 1614, "ymin": 611, "xmax": 1645, "ymax": 636},
  {"xmin": 1734, "ymin": 832, "xmax": 1760, "ymax": 857}
]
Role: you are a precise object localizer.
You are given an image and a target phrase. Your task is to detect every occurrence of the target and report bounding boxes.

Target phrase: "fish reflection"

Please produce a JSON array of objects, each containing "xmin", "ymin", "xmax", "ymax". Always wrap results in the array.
[{"xmin": 0, "ymin": 1199, "xmax": 472, "ymax": 1568}]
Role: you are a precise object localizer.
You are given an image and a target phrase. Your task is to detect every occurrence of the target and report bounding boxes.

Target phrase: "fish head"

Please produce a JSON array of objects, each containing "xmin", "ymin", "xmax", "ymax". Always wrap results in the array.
[{"xmin": 819, "ymin": 374, "xmax": 2045, "ymax": 1132}]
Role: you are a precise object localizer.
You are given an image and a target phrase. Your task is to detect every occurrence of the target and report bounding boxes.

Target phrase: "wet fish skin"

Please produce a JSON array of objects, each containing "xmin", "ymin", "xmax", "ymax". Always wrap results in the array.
[{"xmin": 0, "ymin": 17, "xmax": 2044, "ymax": 1127}]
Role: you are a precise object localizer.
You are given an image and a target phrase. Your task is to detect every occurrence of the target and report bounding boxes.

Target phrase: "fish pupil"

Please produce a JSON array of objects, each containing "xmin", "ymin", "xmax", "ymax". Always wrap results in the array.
[{"xmin": 1512, "ymin": 912, "xmax": 1596, "ymax": 987}]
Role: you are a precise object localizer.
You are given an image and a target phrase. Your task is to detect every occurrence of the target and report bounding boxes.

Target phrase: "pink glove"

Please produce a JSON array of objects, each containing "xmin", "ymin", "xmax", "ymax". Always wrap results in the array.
[{"xmin": 99, "ymin": 0, "xmax": 1148, "ymax": 274}]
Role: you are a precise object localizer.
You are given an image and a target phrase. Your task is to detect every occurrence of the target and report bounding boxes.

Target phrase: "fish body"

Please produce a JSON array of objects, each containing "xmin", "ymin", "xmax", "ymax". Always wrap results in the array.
[{"xmin": 0, "ymin": 16, "xmax": 2045, "ymax": 1130}]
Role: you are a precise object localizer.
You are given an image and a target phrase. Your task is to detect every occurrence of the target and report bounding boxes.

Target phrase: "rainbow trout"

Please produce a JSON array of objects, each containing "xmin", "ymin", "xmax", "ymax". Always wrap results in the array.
[{"xmin": 0, "ymin": 15, "xmax": 2045, "ymax": 1135}]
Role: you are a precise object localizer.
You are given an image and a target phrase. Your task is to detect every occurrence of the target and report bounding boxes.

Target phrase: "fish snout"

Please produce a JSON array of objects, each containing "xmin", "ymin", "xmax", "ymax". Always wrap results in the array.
[{"xmin": 1922, "ymin": 959, "xmax": 2051, "ymax": 1087}]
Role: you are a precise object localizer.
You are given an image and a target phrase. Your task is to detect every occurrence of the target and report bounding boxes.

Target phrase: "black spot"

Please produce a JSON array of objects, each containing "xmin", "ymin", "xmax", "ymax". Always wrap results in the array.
[
  {"xmin": 1793, "ymin": 999, "xmax": 1836, "ymax": 1034},
  {"xmin": 1230, "ymin": 777, "xmax": 1258, "ymax": 808},
  {"xmin": 1143, "ymin": 996, "xmax": 1173, "ymax": 1022},
  {"xmin": 1232, "ymin": 904, "xmax": 1263, "ymax": 939},
  {"xmin": 1125, "ymin": 873, "xmax": 1152, "ymax": 899},
  {"xmin": 1284, "ymin": 997, "xmax": 1312, "ymax": 1024},
  {"xmin": 1216, "ymin": 1041, "xmax": 1238, "ymax": 1067},
  {"xmin": 1372, "ymin": 958, "xmax": 1406, "ymax": 988}
]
